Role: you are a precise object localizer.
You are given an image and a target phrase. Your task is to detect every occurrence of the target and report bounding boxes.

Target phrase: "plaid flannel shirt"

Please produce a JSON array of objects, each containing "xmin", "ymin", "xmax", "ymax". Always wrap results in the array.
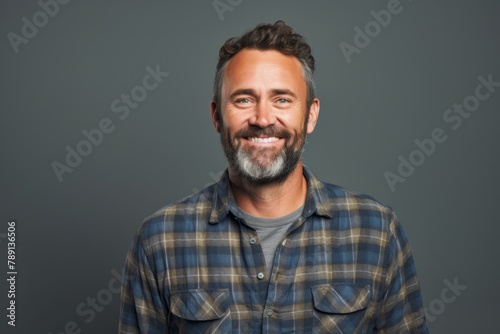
[{"xmin": 119, "ymin": 166, "xmax": 428, "ymax": 333}]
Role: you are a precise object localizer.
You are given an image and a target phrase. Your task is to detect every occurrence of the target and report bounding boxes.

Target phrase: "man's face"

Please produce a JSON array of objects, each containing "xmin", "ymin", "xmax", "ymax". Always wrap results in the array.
[{"xmin": 212, "ymin": 49, "xmax": 319, "ymax": 185}]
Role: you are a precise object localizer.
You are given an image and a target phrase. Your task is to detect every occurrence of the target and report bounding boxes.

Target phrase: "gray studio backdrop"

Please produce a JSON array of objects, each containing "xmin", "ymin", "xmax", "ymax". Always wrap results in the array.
[{"xmin": 1, "ymin": 0, "xmax": 499, "ymax": 333}]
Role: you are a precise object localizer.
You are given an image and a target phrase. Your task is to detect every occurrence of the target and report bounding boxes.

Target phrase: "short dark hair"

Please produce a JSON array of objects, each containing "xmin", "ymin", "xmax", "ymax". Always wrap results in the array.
[{"xmin": 213, "ymin": 20, "xmax": 316, "ymax": 114}]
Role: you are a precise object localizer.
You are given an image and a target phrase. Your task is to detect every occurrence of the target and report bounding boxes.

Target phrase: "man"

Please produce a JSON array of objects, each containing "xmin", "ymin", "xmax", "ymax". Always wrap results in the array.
[{"xmin": 119, "ymin": 21, "xmax": 428, "ymax": 333}]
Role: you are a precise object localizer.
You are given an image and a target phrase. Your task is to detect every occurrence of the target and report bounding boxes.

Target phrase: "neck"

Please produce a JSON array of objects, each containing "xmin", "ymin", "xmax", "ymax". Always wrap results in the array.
[{"xmin": 228, "ymin": 162, "xmax": 307, "ymax": 218}]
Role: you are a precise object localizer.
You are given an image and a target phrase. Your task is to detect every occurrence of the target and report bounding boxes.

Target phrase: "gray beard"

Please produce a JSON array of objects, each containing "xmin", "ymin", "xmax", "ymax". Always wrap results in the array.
[
  {"xmin": 237, "ymin": 147, "xmax": 286, "ymax": 180},
  {"xmin": 221, "ymin": 132, "xmax": 306, "ymax": 185}
]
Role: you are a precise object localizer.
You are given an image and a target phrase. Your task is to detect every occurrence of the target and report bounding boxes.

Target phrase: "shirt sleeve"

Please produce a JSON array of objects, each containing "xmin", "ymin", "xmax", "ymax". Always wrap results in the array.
[
  {"xmin": 375, "ymin": 213, "xmax": 429, "ymax": 333},
  {"xmin": 118, "ymin": 229, "xmax": 168, "ymax": 333}
]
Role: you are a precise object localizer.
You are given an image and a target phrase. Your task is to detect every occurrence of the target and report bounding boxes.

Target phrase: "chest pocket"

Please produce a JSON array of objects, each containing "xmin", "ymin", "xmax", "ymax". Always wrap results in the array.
[
  {"xmin": 169, "ymin": 289, "xmax": 232, "ymax": 334},
  {"xmin": 311, "ymin": 284, "xmax": 371, "ymax": 334}
]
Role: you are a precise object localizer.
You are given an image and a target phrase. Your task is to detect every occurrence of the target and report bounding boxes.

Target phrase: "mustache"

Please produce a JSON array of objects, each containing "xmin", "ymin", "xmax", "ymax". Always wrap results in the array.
[{"xmin": 234, "ymin": 126, "xmax": 291, "ymax": 139}]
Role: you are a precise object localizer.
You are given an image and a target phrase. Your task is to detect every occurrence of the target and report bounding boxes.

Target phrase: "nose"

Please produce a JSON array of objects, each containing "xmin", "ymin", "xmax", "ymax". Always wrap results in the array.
[{"xmin": 249, "ymin": 102, "xmax": 275, "ymax": 128}]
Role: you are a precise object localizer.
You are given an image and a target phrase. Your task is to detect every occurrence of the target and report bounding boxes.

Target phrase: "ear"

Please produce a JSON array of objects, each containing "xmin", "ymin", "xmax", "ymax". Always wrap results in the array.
[
  {"xmin": 210, "ymin": 101, "xmax": 221, "ymax": 133},
  {"xmin": 306, "ymin": 98, "xmax": 320, "ymax": 134}
]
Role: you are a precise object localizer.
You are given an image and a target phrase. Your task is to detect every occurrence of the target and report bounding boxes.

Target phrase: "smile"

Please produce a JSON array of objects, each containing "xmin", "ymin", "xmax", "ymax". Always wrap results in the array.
[{"xmin": 248, "ymin": 137, "xmax": 280, "ymax": 143}]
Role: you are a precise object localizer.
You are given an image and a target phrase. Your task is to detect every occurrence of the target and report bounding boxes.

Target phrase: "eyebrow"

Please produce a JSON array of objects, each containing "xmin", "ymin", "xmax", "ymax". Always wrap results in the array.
[
  {"xmin": 270, "ymin": 89, "xmax": 297, "ymax": 98},
  {"xmin": 229, "ymin": 89, "xmax": 256, "ymax": 100},
  {"xmin": 228, "ymin": 88, "xmax": 298, "ymax": 100}
]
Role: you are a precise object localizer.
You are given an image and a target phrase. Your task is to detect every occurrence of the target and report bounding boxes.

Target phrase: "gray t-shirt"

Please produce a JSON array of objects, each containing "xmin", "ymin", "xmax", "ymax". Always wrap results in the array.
[{"xmin": 239, "ymin": 205, "xmax": 304, "ymax": 277}]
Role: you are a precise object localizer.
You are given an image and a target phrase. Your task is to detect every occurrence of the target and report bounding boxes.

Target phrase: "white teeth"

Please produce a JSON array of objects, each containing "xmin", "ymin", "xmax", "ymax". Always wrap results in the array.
[{"xmin": 249, "ymin": 137, "xmax": 279, "ymax": 143}]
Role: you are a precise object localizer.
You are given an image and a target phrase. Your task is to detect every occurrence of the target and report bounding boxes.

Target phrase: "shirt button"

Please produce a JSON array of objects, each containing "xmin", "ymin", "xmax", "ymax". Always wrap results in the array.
[
  {"xmin": 249, "ymin": 238, "xmax": 256, "ymax": 245},
  {"xmin": 257, "ymin": 272, "xmax": 264, "ymax": 280},
  {"xmin": 266, "ymin": 309, "xmax": 273, "ymax": 316}
]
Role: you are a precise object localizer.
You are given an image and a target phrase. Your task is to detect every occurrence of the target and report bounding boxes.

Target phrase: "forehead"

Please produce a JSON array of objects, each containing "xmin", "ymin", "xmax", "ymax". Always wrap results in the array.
[{"xmin": 222, "ymin": 49, "xmax": 306, "ymax": 93}]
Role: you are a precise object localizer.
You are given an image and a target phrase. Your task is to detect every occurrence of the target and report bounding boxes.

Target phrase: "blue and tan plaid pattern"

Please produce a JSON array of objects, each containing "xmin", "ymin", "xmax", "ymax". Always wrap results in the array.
[{"xmin": 119, "ymin": 166, "xmax": 428, "ymax": 333}]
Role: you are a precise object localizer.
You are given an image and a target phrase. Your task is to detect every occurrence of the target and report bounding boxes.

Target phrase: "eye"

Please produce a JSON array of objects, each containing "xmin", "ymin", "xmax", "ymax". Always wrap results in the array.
[
  {"xmin": 235, "ymin": 98, "xmax": 252, "ymax": 105},
  {"xmin": 275, "ymin": 97, "xmax": 291, "ymax": 105}
]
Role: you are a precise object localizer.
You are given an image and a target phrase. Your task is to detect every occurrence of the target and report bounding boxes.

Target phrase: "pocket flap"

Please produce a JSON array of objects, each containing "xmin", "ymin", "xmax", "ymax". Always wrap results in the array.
[
  {"xmin": 170, "ymin": 289, "xmax": 230, "ymax": 321},
  {"xmin": 311, "ymin": 284, "xmax": 371, "ymax": 314}
]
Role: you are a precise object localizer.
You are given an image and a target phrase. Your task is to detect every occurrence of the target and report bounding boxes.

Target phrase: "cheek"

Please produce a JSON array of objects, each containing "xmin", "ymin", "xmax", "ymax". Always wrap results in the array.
[
  {"xmin": 224, "ymin": 110, "xmax": 249, "ymax": 128},
  {"xmin": 282, "ymin": 114, "xmax": 308, "ymax": 132}
]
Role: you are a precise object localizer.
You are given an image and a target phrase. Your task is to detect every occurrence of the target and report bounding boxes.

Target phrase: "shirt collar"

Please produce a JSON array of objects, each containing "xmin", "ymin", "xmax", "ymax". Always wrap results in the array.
[{"xmin": 208, "ymin": 165, "xmax": 333, "ymax": 224}]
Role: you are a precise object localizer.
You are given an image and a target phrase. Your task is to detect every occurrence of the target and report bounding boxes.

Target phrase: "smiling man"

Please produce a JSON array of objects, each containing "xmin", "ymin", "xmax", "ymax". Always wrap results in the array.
[{"xmin": 119, "ymin": 21, "xmax": 428, "ymax": 333}]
